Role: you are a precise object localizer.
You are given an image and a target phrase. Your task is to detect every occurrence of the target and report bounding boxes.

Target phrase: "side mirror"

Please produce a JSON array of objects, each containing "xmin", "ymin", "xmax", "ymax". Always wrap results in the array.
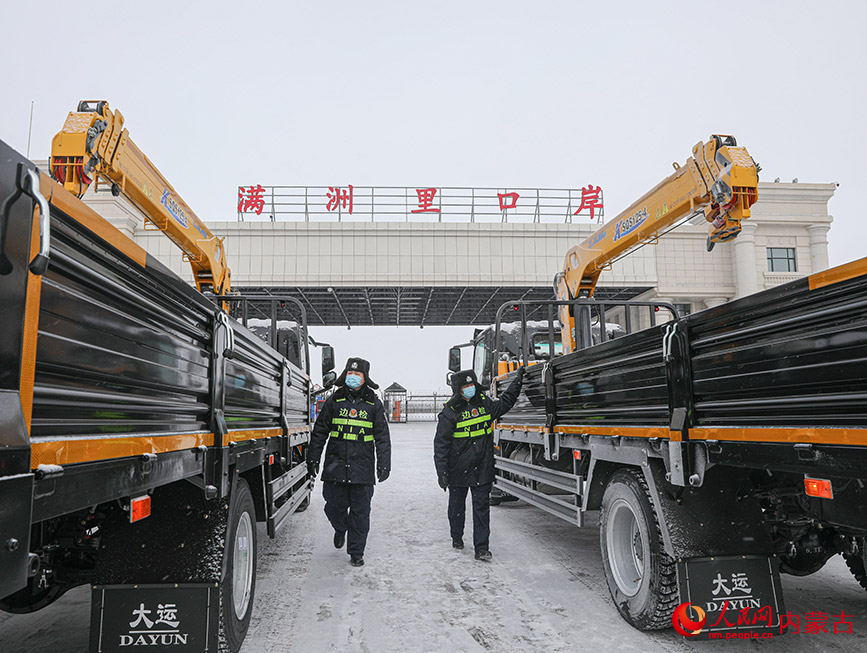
[
  {"xmin": 321, "ymin": 345, "xmax": 335, "ymax": 375},
  {"xmin": 322, "ymin": 370, "xmax": 337, "ymax": 390},
  {"xmin": 448, "ymin": 346, "xmax": 462, "ymax": 372}
]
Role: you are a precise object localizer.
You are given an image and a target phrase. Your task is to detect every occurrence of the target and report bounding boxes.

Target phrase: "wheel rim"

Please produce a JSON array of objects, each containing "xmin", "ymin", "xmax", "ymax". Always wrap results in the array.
[
  {"xmin": 233, "ymin": 512, "xmax": 253, "ymax": 619},
  {"xmin": 606, "ymin": 498, "xmax": 644, "ymax": 597}
]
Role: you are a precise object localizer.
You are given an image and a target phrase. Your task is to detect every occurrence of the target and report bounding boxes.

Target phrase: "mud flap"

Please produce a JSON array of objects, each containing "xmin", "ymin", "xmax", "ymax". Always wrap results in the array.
[
  {"xmin": 90, "ymin": 583, "xmax": 219, "ymax": 652},
  {"xmin": 677, "ymin": 555, "xmax": 785, "ymax": 638},
  {"xmin": 92, "ymin": 483, "xmax": 228, "ymax": 651}
]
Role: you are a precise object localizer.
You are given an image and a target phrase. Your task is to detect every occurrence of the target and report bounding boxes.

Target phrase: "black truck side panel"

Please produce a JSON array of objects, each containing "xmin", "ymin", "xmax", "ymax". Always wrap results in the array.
[
  {"xmin": 504, "ymin": 325, "xmax": 670, "ymax": 427},
  {"xmin": 224, "ymin": 333, "xmax": 283, "ymax": 431},
  {"xmin": 29, "ymin": 200, "xmax": 311, "ymax": 444},
  {"xmin": 223, "ymin": 325, "xmax": 309, "ymax": 431},
  {"xmin": 506, "ymin": 360, "xmax": 546, "ymax": 426},
  {"xmin": 31, "ymin": 213, "xmax": 212, "ymax": 437},
  {"xmin": 553, "ymin": 327, "xmax": 669, "ymax": 425},
  {"xmin": 688, "ymin": 272, "xmax": 867, "ymax": 427},
  {"xmin": 498, "ymin": 264, "xmax": 867, "ymax": 433}
]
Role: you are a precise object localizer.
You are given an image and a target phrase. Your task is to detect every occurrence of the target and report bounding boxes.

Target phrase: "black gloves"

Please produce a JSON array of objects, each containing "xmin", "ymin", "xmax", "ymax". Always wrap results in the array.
[
  {"xmin": 377, "ymin": 467, "xmax": 390, "ymax": 483},
  {"xmin": 438, "ymin": 473, "xmax": 449, "ymax": 491},
  {"xmin": 516, "ymin": 365, "xmax": 525, "ymax": 382},
  {"xmin": 307, "ymin": 459, "xmax": 319, "ymax": 479}
]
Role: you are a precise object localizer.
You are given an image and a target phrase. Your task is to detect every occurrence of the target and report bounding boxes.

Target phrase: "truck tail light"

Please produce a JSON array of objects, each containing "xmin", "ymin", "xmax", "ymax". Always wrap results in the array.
[
  {"xmin": 804, "ymin": 477, "xmax": 833, "ymax": 499},
  {"xmin": 573, "ymin": 450, "xmax": 581, "ymax": 460},
  {"xmin": 269, "ymin": 454, "xmax": 275, "ymax": 465},
  {"xmin": 130, "ymin": 495, "xmax": 152, "ymax": 522}
]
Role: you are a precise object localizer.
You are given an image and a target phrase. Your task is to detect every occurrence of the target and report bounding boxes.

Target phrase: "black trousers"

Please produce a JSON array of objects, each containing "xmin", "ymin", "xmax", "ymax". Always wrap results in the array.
[
  {"xmin": 447, "ymin": 483, "xmax": 492, "ymax": 553},
  {"xmin": 322, "ymin": 481, "xmax": 374, "ymax": 557}
]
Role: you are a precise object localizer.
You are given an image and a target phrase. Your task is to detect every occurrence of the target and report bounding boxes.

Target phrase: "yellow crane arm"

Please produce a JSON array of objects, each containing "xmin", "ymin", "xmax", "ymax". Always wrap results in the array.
[
  {"xmin": 49, "ymin": 101, "xmax": 231, "ymax": 295},
  {"xmin": 556, "ymin": 135, "xmax": 758, "ymax": 353}
]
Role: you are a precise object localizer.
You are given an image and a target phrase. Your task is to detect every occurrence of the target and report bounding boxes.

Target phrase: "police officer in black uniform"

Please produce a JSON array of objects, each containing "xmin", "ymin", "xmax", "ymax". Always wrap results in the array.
[
  {"xmin": 308, "ymin": 358, "xmax": 391, "ymax": 567},
  {"xmin": 433, "ymin": 366, "xmax": 523, "ymax": 561}
]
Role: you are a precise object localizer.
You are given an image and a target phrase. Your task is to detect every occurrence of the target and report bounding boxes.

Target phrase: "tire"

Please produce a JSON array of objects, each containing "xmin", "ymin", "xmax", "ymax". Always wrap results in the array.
[
  {"xmin": 220, "ymin": 478, "xmax": 257, "ymax": 653},
  {"xmin": 843, "ymin": 539, "xmax": 867, "ymax": 592},
  {"xmin": 599, "ymin": 469, "xmax": 679, "ymax": 630}
]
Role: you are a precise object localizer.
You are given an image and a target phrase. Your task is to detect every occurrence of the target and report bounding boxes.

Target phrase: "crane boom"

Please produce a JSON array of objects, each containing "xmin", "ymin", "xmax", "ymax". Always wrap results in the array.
[
  {"xmin": 556, "ymin": 135, "xmax": 758, "ymax": 353},
  {"xmin": 49, "ymin": 101, "xmax": 231, "ymax": 295}
]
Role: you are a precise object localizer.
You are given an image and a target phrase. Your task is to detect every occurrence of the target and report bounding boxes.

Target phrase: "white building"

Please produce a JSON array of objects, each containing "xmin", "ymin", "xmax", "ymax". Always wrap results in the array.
[{"xmin": 645, "ymin": 181, "xmax": 834, "ymax": 314}]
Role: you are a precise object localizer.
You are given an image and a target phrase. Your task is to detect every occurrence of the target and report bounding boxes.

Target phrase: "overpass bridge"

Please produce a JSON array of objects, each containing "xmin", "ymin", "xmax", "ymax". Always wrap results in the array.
[
  {"xmin": 73, "ymin": 181, "xmax": 834, "ymax": 327},
  {"xmin": 224, "ymin": 222, "xmax": 652, "ymax": 326}
]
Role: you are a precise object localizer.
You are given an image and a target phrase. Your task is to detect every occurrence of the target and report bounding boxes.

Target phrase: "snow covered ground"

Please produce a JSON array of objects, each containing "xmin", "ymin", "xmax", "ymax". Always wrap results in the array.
[{"xmin": 1, "ymin": 422, "xmax": 865, "ymax": 652}]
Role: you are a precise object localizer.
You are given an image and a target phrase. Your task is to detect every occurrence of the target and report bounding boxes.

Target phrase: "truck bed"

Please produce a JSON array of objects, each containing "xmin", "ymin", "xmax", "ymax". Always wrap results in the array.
[
  {"xmin": 29, "ymin": 182, "xmax": 309, "ymax": 461},
  {"xmin": 0, "ymin": 137, "xmax": 311, "ymax": 560},
  {"xmin": 500, "ymin": 258, "xmax": 867, "ymax": 449}
]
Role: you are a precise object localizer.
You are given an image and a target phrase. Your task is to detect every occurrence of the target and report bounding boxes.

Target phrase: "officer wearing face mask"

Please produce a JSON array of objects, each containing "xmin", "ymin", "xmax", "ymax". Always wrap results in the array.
[
  {"xmin": 308, "ymin": 358, "xmax": 391, "ymax": 567},
  {"xmin": 433, "ymin": 366, "xmax": 523, "ymax": 561}
]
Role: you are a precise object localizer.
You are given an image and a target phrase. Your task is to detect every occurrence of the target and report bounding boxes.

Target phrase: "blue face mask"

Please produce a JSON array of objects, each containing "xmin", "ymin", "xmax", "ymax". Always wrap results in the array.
[
  {"xmin": 345, "ymin": 373, "xmax": 363, "ymax": 389},
  {"xmin": 462, "ymin": 385, "xmax": 476, "ymax": 400}
]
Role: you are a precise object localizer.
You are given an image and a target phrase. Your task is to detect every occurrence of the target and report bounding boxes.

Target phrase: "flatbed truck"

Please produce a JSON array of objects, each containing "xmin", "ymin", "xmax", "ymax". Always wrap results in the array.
[
  {"xmin": 0, "ymin": 102, "xmax": 332, "ymax": 651},
  {"xmin": 450, "ymin": 136, "xmax": 867, "ymax": 633}
]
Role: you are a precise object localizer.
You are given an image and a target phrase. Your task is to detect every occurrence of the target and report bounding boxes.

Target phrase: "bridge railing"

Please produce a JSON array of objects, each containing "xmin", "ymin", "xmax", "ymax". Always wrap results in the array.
[{"xmin": 237, "ymin": 185, "xmax": 604, "ymax": 224}]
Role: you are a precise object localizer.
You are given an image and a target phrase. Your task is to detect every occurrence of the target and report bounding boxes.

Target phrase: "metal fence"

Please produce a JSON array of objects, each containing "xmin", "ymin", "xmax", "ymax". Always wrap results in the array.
[
  {"xmin": 384, "ymin": 394, "xmax": 449, "ymax": 422},
  {"xmin": 237, "ymin": 185, "xmax": 604, "ymax": 224}
]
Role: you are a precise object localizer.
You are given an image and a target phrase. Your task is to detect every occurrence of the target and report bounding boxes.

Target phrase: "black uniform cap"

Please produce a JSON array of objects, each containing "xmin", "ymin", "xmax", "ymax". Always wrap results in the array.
[
  {"xmin": 335, "ymin": 357, "xmax": 379, "ymax": 390},
  {"xmin": 449, "ymin": 369, "xmax": 481, "ymax": 392}
]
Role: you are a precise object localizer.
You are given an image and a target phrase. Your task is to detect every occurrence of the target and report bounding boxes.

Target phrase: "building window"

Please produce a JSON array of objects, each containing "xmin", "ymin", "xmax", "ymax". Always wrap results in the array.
[
  {"xmin": 767, "ymin": 247, "xmax": 797, "ymax": 272},
  {"xmin": 673, "ymin": 303, "xmax": 692, "ymax": 317}
]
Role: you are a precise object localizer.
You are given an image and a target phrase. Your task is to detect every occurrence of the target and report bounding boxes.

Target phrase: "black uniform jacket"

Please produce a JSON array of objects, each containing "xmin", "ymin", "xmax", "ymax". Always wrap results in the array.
[
  {"xmin": 433, "ymin": 376, "xmax": 522, "ymax": 487},
  {"xmin": 309, "ymin": 385, "xmax": 391, "ymax": 485}
]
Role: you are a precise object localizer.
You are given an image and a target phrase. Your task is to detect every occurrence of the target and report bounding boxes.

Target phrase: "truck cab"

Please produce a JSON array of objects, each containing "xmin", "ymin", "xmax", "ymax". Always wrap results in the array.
[{"xmin": 449, "ymin": 318, "xmax": 625, "ymax": 387}]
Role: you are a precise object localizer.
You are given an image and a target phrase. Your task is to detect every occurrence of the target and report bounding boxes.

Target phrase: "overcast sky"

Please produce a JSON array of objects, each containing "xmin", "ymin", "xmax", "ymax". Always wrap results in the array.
[{"xmin": 3, "ymin": 1, "xmax": 865, "ymax": 394}]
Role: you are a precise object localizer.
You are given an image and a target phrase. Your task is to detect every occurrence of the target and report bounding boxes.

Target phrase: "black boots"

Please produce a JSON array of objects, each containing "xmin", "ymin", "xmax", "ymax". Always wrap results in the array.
[
  {"xmin": 474, "ymin": 549, "xmax": 492, "ymax": 562},
  {"xmin": 335, "ymin": 531, "xmax": 362, "ymax": 565},
  {"xmin": 334, "ymin": 531, "xmax": 346, "ymax": 549},
  {"xmin": 452, "ymin": 538, "xmax": 464, "ymax": 549}
]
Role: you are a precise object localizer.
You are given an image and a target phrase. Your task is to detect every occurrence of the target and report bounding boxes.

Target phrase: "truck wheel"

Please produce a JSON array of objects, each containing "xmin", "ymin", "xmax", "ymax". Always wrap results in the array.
[
  {"xmin": 843, "ymin": 539, "xmax": 867, "ymax": 592},
  {"xmin": 599, "ymin": 469, "xmax": 679, "ymax": 630},
  {"xmin": 220, "ymin": 478, "xmax": 257, "ymax": 653}
]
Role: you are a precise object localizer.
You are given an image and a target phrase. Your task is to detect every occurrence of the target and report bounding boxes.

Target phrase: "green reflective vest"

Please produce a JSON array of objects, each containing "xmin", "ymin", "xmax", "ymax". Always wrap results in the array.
[
  {"xmin": 453, "ymin": 405, "xmax": 493, "ymax": 439},
  {"xmin": 330, "ymin": 401, "xmax": 375, "ymax": 442}
]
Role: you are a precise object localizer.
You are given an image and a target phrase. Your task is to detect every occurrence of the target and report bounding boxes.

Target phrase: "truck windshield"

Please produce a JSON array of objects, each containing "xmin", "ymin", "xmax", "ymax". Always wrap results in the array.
[{"xmin": 532, "ymin": 333, "xmax": 562, "ymax": 358}]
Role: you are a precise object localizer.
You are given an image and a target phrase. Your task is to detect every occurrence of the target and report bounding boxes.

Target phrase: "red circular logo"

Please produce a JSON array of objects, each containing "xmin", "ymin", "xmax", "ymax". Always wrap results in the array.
[{"xmin": 672, "ymin": 603, "xmax": 706, "ymax": 637}]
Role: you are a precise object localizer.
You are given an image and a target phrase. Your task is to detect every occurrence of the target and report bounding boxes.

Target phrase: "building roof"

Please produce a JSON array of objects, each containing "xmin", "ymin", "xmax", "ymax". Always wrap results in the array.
[{"xmin": 384, "ymin": 382, "xmax": 407, "ymax": 393}]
